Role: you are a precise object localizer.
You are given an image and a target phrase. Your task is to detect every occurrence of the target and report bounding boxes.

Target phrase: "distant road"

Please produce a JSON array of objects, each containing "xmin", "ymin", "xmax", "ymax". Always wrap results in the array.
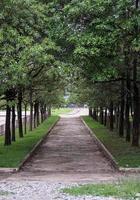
[{"xmin": 60, "ymin": 108, "xmax": 88, "ymax": 118}]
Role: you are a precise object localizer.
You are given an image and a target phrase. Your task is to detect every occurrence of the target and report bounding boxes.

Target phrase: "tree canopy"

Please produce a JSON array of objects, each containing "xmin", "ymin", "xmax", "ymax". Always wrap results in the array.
[{"xmin": 0, "ymin": 0, "xmax": 140, "ymax": 147}]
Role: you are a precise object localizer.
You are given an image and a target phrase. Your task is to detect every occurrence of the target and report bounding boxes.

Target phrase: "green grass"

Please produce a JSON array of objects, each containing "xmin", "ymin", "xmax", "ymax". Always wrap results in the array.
[
  {"xmin": 0, "ymin": 116, "xmax": 59, "ymax": 168},
  {"xmin": 52, "ymin": 108, "xmax": 72, "ymax": 116},
  {"xmin": 62, "ymin": 179, "xmax": 140, "ymax": 199},
  {"xmin": 83, "ymin": 116, "xmax": 140, "ymax": 168},
  {"xmin": 0, "ymin": 191, "xmax": 14, "ymax": 196}
]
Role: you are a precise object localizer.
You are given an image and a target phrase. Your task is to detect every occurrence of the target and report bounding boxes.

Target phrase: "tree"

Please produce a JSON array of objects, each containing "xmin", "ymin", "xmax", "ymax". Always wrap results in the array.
[{"xmin": 50, "ymin": 0, "xmax": 140, "ymax": 146}]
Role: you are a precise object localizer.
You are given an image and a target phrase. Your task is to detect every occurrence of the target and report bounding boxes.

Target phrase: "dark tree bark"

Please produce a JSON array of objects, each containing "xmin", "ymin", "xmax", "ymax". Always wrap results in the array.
[
  {"xmin": 136, "ymin": 0, "xmax": 139, "ymax": 8},
  {"xmin": 100, "ymin": 107, "xmax": 104, "ymax": 124},
  {"xmin": 109, "ymin": 101, "xmax": 114, "ymax": 131},
  {"xmin": 5, "ymin": 103, "xmax": 11, "ymax": 146},
  {"xmin": 4, "ymin": 88, "xmax": 17, "ymax": 145},
  {"xmin": 34, "ymin": 101, "xmax": 40, "ymax": 128},
  {"xmin": 119, "ymin": 79, "xmax": 125, "ymax": 137},
  {"xmin": 115, "ymin": 106, "xmax": 119, "ymax": 130},
  {"xmin": 24, "ymin": 103, "xmax": 27, "ymax": 134},
  {"xmin": 40, "ymin": 104, "xmax": 44, "ymax": 123},
  {"xmin": 125, "ymin": 100, "xmax": 131, "ymax": 142},
  {"xmin": 29, "ymin": 86, "xmax": 33, "ymax": 131},
  {"xmin": 17, "ymin": 88, "xmax": 23, "ymax": 138},
  {"xmin": 114, "ymin": 107, "xmax": 117, "ymax": 128},
  {"xmin": 96, "ymin": 107, "xmax": 99, "ymax": 121},
  {"xmin": 37, "ymin": 102, "xmax": 40, "ymax": 126},
  {"xmin": 89, "ymin": 107, "xmax": 92, "ymax": 117},
  {"xmin": 132, "ymin": 0, "xmax": 140, "ymax": 146},
  {"xmin": 34, "ymin": 102, "xmax": 37, "ymax": 129},
  {"xmin": 12, "ymin": 105, "xmax": 16, "ymax": 142},
  {"xmin": 104, "ymin": 107, "xmax": 107, "ymax": 126},
  {"xmin": 93, "ymin": 108, "xmax": 97, "ymax": 120},
  {"xmin": 44, "ymin": 104, "xmax": 47, "ymax": 119},
  {"xmin": 132, "ymin": 58, "xmax": 140, "ymax": 146},
  {"xmin": 125, "ymin": 58, "xmax": 131, "ymax": 142}
]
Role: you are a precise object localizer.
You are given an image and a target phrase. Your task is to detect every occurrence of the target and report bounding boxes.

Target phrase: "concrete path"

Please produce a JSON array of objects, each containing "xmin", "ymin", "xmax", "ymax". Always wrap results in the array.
[
  {"xmin": 0, "ymin": 115, "xmax": 136, "ymax": 200},
  {"xmin": 60, "ymin": 108, "xmax": 89, "ymax": 118},
  {"xmin": 16, "ymin": 117, "xmax": 119, "ymax": 183}
]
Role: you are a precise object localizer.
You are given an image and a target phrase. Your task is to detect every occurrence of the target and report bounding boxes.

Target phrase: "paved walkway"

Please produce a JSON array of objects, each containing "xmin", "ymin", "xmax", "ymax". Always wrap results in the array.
[
  {"xmin": 17, "ymin": 117, "xmax": 118, "ymax": 183},
  {"xmin": 0, "ymin": 116, "xmax": 124, "ymax": 200}
]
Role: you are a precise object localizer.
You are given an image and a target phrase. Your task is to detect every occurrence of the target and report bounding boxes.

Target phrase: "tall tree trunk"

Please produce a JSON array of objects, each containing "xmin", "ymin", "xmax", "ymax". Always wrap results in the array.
[
  {"xmin": 125, "ymin": 99, "xmax": 131, "ymax": 142},
  {"xmin": 34, "ymin": 101, "xmax": 40, "ymax": 127},
  {"xmin": 95, "ymin": 108, "xmax": 97, "ymax": 121},
  {"xmin": 114, "ymin": 107, "xmax": 118, "ymax": 129},
  {"xmin": 34, "ymin": 102, "xmax": 37, "ymax": 129},
  {"xmin": 104, "ymin": 107, "xmax": 107, "ymax": 126},
  {"xmin": 17, "ymin": 89, "xmax": 23, "ymax": 138},
  {"xmin": 132, "ymin": 0, "xmax": 139, "ymax": 146},
  {"xmin": 96, "ymin": 107, "xmax": 99, "ymax": 121},
  {"xmin": 5, "ymin": 103, "xmax": 11, "ymax": 145},
  {"xmin": 136, "ymin": 0, "xmax": 139, "ymax": 9},
  {"xmin": 132, "ymin": 58, "xmax": 139, "ymax": 146},
  {"xmin": 109, "ymin": 101, "xmax": 114, "ymax": 131},
  {"xmin": 115, "ymin": 106, "xmax": 119, "ymax": 130},
  {"xmin": 12, "ymin": 105, "xmax": 16, "ymax": 142},
  {"xmin": 89, "ymin": 107, "xmax": 92, "ymax": 117},
  {"xmin": 93, "ymin": 108, "xmax": 97, "ymax": 120},
  {"xmin": 100, "ymin": 107, "xmax": 104, "ymax": 124},
  {"xmin": 48, "ymin": 106, "xmax": 51, "ymax": 117},
  {"xmin": 24, "ymin": 103, "xmax": 27, "ymax": 134},
  {"xmin": 40, "ymin": 104, "xmax": 44, "ymax": 123},
  {"xmin": 37, "ymin": 102, "xmax": 40, "ymax": 126},
  {"xmin": 4, "ymin": 88, "xmax": 16, "ymax": 145},
  {"xmin": 119, "ymin": 79, "xmax": 125, "ymax": 137},
  {"xmin": 125, "ymin": 57, "xmax": 131, "ymax": 142},
  {"xmin": 29, "ymin": 86, "xmax": 33, "ymax": 131},
  {"xmin": 44, "ymin": 104, "xmax": 47, "ymax": 119}
]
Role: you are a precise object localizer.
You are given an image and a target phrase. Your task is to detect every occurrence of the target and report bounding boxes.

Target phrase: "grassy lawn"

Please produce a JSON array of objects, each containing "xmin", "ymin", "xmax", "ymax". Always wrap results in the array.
[
  {"xmin": 0, "ymin": 191, "xmax": 14, "ymax": 196},
  {"xmin": 52, "ymin": 108, "xmax": 72, "ymax": 116},
  {"xmin": 62, "ymin": 179, "xmax": 140, "ymax": 199},
  {"xmin": 83, "ymin": 116, "xmax": 140, "ymax": 168},
  {"xmin": 0, "ymin": 116, "xmax": 59, "ymax": 168}
]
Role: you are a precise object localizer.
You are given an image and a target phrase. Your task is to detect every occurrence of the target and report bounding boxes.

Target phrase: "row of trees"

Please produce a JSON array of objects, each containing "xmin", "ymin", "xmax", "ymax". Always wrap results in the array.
[
  {"xmin": 1, "ymin": 0, "xmax": 140, "ymax": 147},
  {"xmin": 48, "ymin": 0, "xmax": 140, "ymax": 146},
  {"xmin": 0, "ymin": 0, "xmax": 66, "ymax": 145}
]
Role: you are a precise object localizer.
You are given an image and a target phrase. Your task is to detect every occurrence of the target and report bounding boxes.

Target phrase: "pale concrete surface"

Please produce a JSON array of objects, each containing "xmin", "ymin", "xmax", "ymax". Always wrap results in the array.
[
  {"xmin": 0, "ymin": 115, "xmax": 135, "ymax": 200},
  {"xmin": 12, "ymin": 117, "xmax": 120, "ymax": 183},
  {"xmin": 60, "ymin": 108, "xmax": 89, "ymax": 118}
]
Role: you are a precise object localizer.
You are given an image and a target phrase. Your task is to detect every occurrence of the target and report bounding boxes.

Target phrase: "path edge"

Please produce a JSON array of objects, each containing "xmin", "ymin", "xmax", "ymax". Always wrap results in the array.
[
  {"xmin": 0, "ymin": 117, "xmax": 60, "ymax": 173},
  {"xmin": 81, "ymin": 117, "xmax": 119, "ymax": 171},
  {"xmin": 81, "ymin": 117, "xmax": 140, "ymax": 173}
]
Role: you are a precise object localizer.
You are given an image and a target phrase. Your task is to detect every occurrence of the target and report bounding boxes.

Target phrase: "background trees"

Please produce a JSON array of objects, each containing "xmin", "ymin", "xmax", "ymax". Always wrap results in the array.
[
  {"xmin": 51, "ymin": 0, "xmax": 140, "ymax": 146},
  {"xmin": 0, "ymin": 0, "xmax": 65, "ymax": 145},
  {"xmin": 0, "ymin": 0, "xmax": 140, "ymax": 147}
]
